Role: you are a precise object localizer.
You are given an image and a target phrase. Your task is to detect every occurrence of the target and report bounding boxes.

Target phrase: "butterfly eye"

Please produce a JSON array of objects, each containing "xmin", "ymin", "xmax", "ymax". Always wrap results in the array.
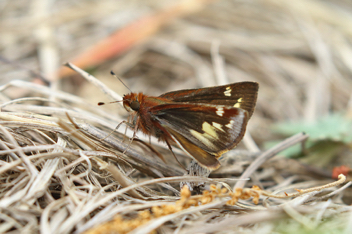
[{"xmin": 130, "ymin": 101, "xmax": 140, "ymax": 111}]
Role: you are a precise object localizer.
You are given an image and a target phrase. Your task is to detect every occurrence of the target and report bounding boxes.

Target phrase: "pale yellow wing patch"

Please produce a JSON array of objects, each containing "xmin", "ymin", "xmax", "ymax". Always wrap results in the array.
[
  {"xmin": 190, "ymin": 129, "xmax": 216, "ymax": 149},
  {"xmin": 216, "ymin": 107, "xmax": 224, "ymax": 116},
  {"xmin": 224, "ymin": 87, "xmax": 232, "ymax": 96},
  {"xmin": 233, "ymin": 98, "xmax": 243, "ymax": 108},
  {"xmin": 202, "ymin": 122, "xmax": 217, "ymax": 138}
]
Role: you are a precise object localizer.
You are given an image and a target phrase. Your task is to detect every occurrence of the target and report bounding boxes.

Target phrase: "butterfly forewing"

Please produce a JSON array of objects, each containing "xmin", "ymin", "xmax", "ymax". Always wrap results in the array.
[{"xmin": 159, "ymin": 82, "xmax": 258, "ymax": 118}]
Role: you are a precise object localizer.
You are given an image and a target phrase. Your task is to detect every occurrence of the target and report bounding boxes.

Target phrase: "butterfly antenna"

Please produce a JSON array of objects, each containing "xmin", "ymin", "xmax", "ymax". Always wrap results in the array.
[
  {"xmin": 110, "ymin": 70, "xmax": 132, "ymax": 93},
  {"xmin": 98, "ymin": 100, "xmax": 123, "ymax": 106}
]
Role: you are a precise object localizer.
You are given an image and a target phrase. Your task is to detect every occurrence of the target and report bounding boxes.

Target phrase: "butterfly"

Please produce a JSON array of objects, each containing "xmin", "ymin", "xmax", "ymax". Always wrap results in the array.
[{"xmin": 118, "ymin": 81, "xmax": 259, "ymax": 170}]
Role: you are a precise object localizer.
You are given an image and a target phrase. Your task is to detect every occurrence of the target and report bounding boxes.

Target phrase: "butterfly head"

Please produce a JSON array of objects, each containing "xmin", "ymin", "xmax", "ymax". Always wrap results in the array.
[{"xmin": 123, "ymin": 93, "xmax": 141, "ymax": 112}]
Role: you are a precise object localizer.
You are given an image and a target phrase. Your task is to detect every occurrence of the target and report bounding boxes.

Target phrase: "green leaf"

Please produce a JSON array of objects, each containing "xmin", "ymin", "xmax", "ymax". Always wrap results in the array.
[{"xmin": 272, "ymin": 113, "xmax": 352, "ymax": 143}]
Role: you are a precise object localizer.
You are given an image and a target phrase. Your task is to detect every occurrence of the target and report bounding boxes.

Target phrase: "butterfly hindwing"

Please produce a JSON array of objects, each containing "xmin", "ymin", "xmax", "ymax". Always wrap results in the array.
[
  {"xmin": 164, "ymin": 127, "xmax": 221, "ymax": 170},
  {"xmin": 150, "ymin": 103, "xmax": 249, "ymax": 169},
  {"xmin": 159, "ymin": 82, "xmax": 258, "ymax": 118}
]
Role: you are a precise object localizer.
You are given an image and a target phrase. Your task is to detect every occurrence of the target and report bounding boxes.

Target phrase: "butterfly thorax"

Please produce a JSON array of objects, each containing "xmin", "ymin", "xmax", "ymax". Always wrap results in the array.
[{"xmin": 123, "ymin": 92, "xmax": 172, "ymax": 140}]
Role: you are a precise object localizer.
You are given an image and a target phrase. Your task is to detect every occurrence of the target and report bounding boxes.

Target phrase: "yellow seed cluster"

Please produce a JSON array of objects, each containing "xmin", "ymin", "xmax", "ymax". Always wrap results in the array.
[
  {"xmin": 84, "ymin": 185, "xmax": 261, "ymax": 234},
  {"xmin": 226, "ymin": 185, "xmax": 261, "ymax": 205}
]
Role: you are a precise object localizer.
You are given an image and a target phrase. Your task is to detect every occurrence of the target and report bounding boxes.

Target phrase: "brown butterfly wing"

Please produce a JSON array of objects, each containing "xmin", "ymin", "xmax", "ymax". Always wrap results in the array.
[
  {"xmin": 159, "ymin": 82, "xmax": 258, "ymax": 118},
  {"xmin": 151, "ymin": 103, "xmax": 249, "ymax": 169}
]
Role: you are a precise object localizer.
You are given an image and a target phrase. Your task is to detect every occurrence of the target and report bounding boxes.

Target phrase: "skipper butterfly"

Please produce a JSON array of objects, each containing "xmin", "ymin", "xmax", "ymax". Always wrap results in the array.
[{"xmin": 118, "ymin": 80, "xmax": 258, "ymax": 170}]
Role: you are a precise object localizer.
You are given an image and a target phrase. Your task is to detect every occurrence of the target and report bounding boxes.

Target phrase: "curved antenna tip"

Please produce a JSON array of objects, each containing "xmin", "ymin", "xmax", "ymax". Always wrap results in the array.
[{"xmin": 110, "ymin": 71, "xmax": 132, "ymax": 93}]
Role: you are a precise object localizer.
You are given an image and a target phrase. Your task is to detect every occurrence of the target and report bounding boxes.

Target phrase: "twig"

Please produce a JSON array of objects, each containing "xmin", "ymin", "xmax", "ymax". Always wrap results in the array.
[
  {"xmin": 64, "ymin": 62, "xmax": 123, "ymax": 104},
  {"xmin": 262, "ymin": 174, "xmax": 347, "ymax": 198},
  {"xmin": 235, "ymin": 132, "xmax": 309, "ymax": 189}
]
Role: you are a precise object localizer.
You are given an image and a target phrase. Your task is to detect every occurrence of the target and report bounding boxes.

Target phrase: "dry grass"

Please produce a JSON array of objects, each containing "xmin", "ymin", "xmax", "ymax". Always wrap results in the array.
[{"xmin": 1, "ymin": 0, "xmax": 352, "ymax": 233}]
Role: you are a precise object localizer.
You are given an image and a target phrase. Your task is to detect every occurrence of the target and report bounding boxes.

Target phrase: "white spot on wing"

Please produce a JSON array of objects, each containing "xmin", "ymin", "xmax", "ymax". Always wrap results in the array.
[
  {"xmin": 225, "ymin": 120, "xmax": 235, "ymax": 129},
  {"xmin": 227, "ymin": 111, "xmax": 245, "ymax": 138},
  {"xmin": 216, "ymin": 107, "xmax": 224, "ymax": 116},
  {"xmin": 212, "ymin": 122, "xmax": 225, "ymax": 132},
  {"xmin": 233, "ymin": 98, "xmax": 243, "ymax": 108},
  {"xmin": 224, "ymin": 87, "xmax": 232, "ymax": 96}
]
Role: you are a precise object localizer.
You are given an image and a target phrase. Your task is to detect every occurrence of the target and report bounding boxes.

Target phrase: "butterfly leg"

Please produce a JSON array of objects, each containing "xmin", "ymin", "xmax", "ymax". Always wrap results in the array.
[
  {"xmin": 164, "ymin": 139, "xmax": 186, "ymax": 170},
  {"xmin": 123, "ymin": 118, "xmax": 140, "ymax": 154},
  {"xmin": 132, "ymin": 138, "xmax": 166, "ymax": 163},
  {"xmin": 122, "ymin": 115, "xmax": 133, "ymax": 142},
  {"xmin": 101, "ymin": 120, "xmax": 134, "ymax": 141}
]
